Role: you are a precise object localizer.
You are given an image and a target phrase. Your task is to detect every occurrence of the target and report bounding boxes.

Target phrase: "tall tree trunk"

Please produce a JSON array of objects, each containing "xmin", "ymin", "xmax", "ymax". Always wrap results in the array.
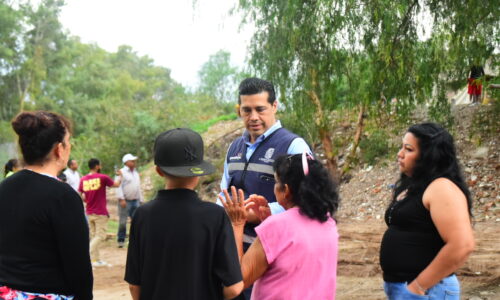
[
  {"xmin": 16, "ymin": 73, "xmax": 27, "ymax": 113},
  {"xmin": 307, "ymin": 69, "xmax": 340, "ymax": 181},
  {"xmin": 342, "ymin": 104, "xmax": 366, "ymax": 174}
]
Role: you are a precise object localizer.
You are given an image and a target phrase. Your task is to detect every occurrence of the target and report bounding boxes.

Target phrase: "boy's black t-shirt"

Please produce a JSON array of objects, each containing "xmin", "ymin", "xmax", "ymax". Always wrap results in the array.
[{"xmin": 125, "ymin": 188, "xmax": 242, "ymax": 300}]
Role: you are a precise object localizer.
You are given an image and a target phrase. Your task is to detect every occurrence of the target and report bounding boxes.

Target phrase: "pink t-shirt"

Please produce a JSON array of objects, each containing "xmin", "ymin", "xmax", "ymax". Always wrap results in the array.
[
  {"xmin": 78, "ymin": 173, "xmax": 114, "ymax": 216},
  {"xmin": 253, "ymin": 207, "xmax": 339, "ymax": 300}
]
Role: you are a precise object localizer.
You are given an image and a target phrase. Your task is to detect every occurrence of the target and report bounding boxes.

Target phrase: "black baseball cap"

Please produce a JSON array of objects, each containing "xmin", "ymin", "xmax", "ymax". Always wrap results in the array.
[{"xmin": 154, "ymin": 128, "xmax": 215, "ymax": 177}]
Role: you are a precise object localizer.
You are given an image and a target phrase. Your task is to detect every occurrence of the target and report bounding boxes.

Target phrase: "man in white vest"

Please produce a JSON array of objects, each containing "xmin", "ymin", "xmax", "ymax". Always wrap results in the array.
[
  {"xmin": 63, "ymin": 159, "xmax": 80, "ymax": 192},
  {"xmin": 116, "ymin": 153, "xmax": 143, "ymax": 248}
]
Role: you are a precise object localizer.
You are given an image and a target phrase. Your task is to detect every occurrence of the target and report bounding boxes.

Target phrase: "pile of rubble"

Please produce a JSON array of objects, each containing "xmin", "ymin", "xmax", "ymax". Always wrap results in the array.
[{"xmin": 338, "ymin": 105, "xmax": 499, "ymax": 222}]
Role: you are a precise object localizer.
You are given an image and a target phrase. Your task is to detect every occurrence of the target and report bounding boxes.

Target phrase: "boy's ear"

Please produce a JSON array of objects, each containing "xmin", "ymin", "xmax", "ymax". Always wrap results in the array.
[{"xmin": 155, "ymin": 166, "xmax": 165, "ymax": 177}]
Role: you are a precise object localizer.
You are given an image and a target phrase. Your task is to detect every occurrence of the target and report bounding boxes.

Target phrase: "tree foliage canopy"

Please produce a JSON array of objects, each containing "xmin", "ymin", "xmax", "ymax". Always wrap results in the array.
[
  {"xmin": 237, "ymin": 0, "xmax": 499, "ymax": 174},
  {"xmin": 0, "ymin": 0, "xmax": 234, "ymax": 173}
]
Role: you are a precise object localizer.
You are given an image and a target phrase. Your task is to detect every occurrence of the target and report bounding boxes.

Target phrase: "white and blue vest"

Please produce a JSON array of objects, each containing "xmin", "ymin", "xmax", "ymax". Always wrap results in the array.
[{"xmin": 227, "ymin": 128, "xmax": 299, "ymax": 237}]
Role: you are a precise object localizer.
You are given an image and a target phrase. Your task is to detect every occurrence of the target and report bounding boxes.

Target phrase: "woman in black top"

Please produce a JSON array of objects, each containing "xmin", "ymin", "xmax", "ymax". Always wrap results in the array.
[
  {"xmin": 0, "ymin": 111, "xmax": 93, "ymax": 300},
  {"xmin": 380, "ymin": 123, "xmax": 474, "ymax": 299}
]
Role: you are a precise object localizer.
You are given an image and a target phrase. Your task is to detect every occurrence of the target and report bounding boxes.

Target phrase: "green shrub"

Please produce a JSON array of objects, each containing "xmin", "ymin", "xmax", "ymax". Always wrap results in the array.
[
  {"xmin": 359, "ymin": 129, "xmax": 390, "ymax": 166},
  {"xmin": 191, "ymin": 113, "xmax": 237, "ymax": 133},
  {"xmin": 0, "ymin": 121, "xmax": 15, "ymax": 144},
  {"xmin": 428, "ymin": 85, "xmax": 454, "ymax": 129}
]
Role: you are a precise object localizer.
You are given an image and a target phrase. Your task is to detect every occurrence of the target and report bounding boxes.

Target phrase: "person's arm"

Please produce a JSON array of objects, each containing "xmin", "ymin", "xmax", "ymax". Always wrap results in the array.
[
  {"xmin": 129, "ymin": 284, "xmax": 140, "ymax": 300},
  {"xmin": 223, "ymin": 281, "xmax": 244, "ymax": 300},
  {"xmin": 287, "ymin": 137, "xmax": 312, "ymax": 155},
  {"xmin": 138, "ymin": 173, "xmax": 144, "ymax": 203},
  {"xmin": 111, "ymin": 170, "xmax": 122, "ymax": 187},
  {"xmin": 213, "ymin": 192, "xmax": 245, "ymax": 298},
  {"xmin": 216, "ymin": 153, "xmax": 231, "ymax": 206},
  {"xmin": 125, "ymin": 208, "xmax": 147, "ymax": 300},
  {"xmin": 407, "ymin": 178, "xmax": 475, "ymax": 295},
  {"xmin": 116, "ymin": 170, "xmax": 126, "ymax": 207},
  {"xmin": 240, "ymin": 238, "xmax": 269, "ymax": 288},
  {"xmin": 78, "ymin": 179, "xmax": 85, "ymax": 202},
  {"xmin": 53, "ymin": 188, "xmax": 93, "ymax": 300},
  {"xmin": 221, "ymin": 187, "xmax": 269, "ymax": 288}
]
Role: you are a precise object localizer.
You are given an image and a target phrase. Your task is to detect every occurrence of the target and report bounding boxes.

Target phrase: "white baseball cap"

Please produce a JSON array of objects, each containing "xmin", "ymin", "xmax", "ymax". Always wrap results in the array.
[{"xmin": 122, "ymin": 153, "xmax": 138, "ymax": 163}]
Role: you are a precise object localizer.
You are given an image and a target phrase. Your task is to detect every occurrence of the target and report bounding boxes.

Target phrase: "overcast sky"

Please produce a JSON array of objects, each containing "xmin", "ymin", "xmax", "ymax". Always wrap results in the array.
[{"xmin": 59, "ymin": 0, "xmax": 254, "ymax": 88}]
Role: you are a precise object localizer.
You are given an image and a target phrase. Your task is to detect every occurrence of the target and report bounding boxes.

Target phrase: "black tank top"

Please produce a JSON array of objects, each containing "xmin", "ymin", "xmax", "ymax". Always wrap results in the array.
[{"xmin": 379, "ymin": 191, "xmax": 445, "ymax": 282}]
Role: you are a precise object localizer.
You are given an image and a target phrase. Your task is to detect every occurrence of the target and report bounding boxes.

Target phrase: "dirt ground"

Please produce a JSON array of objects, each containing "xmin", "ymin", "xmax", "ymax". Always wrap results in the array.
[{"xmin": 94, "ymin": 199, "xmax": 500, "ymax": 300}]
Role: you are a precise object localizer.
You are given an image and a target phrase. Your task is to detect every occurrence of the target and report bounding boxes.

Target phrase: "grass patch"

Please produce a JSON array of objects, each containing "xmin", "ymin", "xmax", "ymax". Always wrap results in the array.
[
  {"xmin": 191, "ymin": 113, "xmax": 237, "ymax": 133},
  {"xmin": 359, "ymin": 129, "xmax": 392, "ymax": 166},
  {"xmin": 107, "ymin": 219, "xmax": 119, "ymax": 234},
  {"xmin": 107, "ymin": 219, "xmax": 129, "ymax": 235}
]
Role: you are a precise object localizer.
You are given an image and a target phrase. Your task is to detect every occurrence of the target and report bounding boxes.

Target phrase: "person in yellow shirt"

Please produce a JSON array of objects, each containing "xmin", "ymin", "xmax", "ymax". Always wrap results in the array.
[{"xmin": 4, "ymin": 159, "xmax": 21, "ymax": 178}]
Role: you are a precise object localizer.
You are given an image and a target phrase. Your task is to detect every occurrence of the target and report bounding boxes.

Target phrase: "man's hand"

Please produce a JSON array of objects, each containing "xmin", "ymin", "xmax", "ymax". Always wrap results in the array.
[{"xmin": 119, "ymin": 199, "xmax": 126, "ymax": 208}]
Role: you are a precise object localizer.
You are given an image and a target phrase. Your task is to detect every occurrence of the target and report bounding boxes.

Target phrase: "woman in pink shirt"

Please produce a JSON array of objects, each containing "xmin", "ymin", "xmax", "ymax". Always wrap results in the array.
[{"xmin": 221, "ymin": 153, "xmax": 339, "ymax": 300}]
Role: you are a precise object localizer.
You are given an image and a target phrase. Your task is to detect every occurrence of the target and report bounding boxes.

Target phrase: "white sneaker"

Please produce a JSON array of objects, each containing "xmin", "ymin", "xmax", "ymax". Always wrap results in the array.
[{"xmin": 92, "ymin": 260, "xmax": 110, "ymax": 267}]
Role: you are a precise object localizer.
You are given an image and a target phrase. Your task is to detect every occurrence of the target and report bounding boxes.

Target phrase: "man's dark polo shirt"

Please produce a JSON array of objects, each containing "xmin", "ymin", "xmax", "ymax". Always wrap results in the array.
[{"xmin": 125, "ymin": 189, "xmax": 242, "ymax": 300}]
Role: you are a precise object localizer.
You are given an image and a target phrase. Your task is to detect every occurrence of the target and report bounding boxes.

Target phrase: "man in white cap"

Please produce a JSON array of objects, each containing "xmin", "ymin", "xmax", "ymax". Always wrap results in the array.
[{"xmin": 116, "ymin": 153, "xmax": 143, "ymax": 248}]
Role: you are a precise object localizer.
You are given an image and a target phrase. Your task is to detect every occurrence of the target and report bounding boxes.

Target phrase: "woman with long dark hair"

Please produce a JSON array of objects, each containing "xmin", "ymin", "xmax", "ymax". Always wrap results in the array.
[
  {"xmin": 380, "ymin": 122, "xmax": 474, "ymax": 299},
  {"xmin": 221, "ymin": 153, "xmax": 339, "ymax": 299},
  {"xmin": 0, "ymin": 111, "xmax": 93, "ymax": 300}
]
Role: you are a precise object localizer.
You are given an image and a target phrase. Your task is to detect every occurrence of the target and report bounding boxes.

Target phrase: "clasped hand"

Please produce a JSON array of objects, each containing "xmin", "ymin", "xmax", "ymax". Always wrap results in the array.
[{"xmin": 219, "ymin": 186, "xmax": 271, "ymax": 226}]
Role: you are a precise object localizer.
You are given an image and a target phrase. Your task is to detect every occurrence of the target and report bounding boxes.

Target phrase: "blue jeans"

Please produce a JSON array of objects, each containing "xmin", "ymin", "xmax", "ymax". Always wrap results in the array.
[
  {"xmin": 384, "ymin": 275, "xmax": 460, "ymax": 300},
  {"xmin": 117, "ymin": 199, "xmax": 139, "ymax": 243}
]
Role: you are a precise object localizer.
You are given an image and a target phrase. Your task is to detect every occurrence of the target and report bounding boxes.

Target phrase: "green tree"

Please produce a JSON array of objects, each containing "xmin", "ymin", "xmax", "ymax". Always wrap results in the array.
[
  {"xmin": 237, "ymin": 0, "xmax": 499, "ymax": 177},
  {"xmin": 0, "ymin": 0, "xmax": 226, "ymax": 173},
  {"xmin": 197, "ymin": 50, "xmax": 241, "ymax": 106},
  {"xmin": 0, "ymin": 0, "xmax": 22, "ymax": 120}
]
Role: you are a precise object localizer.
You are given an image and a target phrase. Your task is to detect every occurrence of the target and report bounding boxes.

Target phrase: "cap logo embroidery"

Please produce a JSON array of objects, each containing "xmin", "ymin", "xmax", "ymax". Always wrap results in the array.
[
  {"xmin": 184, "ymin": 146, "xmax": 197, "ymax": 161},
  {"xmin": 190, "ymin": 167, "xmax": 203, "ymax": 175}
]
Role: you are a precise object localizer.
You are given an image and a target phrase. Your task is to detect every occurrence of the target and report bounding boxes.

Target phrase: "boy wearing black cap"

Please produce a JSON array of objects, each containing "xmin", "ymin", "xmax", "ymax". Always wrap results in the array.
[{"xmin": 124, "ymin": 128, "xmax": 243, "ymax": 300}]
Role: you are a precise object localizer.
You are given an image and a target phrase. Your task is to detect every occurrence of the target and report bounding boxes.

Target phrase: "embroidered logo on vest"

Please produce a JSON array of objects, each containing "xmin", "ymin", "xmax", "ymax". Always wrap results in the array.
[
  {"xmin": 229, "ymin": 152, "xmax": 242, "ymax": 160},
  {"xmin": 259, "ymin": 148, "xmax": 275, "ymax": 163}
]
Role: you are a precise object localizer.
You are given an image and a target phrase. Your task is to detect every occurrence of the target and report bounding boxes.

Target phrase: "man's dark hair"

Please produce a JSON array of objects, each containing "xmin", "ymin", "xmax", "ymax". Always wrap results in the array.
[
  {"xmin": 238, "ymin": 77, "xmax": 276, "ymax": 104},
  {"xmin": 67, "ymin": 158, "xmax": 75, "ymax": 168},
  {"xmin": 88, "ymin": 158, "xmax": 100, "ymax": 170}
]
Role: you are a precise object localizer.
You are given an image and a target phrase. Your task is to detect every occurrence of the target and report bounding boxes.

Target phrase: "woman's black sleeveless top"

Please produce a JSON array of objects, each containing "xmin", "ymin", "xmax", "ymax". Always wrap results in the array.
[{"xmin": 379, "ymin": 191, "xmax": 445, "ymax": 282}]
